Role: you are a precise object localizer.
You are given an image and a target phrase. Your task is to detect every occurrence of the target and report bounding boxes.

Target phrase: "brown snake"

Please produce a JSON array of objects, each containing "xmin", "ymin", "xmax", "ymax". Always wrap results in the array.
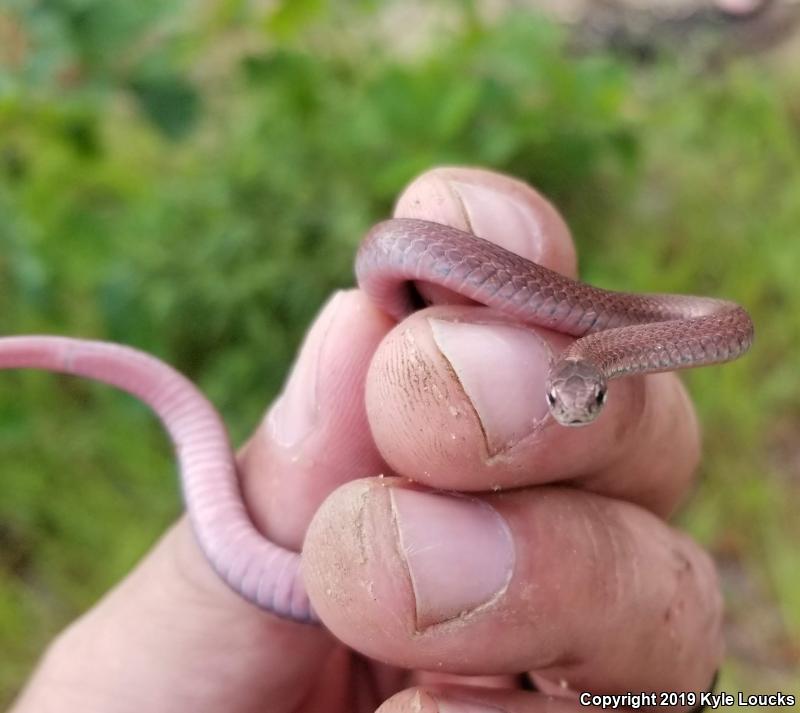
[{"xmin": 358, "ymin": 219, "xmax": 754, "ymax": 426}]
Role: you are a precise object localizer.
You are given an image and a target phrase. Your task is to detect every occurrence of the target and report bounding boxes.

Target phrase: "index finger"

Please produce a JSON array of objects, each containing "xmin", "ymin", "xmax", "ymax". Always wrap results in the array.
[{"xmin": 365, "ymin": 167, "xmax": 701, "ymax": 516}]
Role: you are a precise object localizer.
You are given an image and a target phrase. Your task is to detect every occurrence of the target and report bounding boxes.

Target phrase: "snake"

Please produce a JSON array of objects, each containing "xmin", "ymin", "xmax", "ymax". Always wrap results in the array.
[{"xmin": 0, "ymin": 217, "xmax": 754, "ymax": 624}]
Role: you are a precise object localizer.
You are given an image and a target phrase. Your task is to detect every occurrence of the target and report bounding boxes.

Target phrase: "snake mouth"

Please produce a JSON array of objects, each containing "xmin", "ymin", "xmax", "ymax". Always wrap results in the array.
[{"xmin": 566, "ymin": 417, "xmax": 595, "ymax": 427}]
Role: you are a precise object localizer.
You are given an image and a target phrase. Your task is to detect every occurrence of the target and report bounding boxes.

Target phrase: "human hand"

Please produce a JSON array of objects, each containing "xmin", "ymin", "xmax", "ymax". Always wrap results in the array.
[{"xmin": 12, "ymin": 167, "xmax": 722, "ymax": 713}]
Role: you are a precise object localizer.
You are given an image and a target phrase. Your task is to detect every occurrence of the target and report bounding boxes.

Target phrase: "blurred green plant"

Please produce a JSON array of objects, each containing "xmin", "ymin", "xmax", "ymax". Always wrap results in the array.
[{"xmin": 0, "ymin": 0, "xmax": 798, "ymax": 704}]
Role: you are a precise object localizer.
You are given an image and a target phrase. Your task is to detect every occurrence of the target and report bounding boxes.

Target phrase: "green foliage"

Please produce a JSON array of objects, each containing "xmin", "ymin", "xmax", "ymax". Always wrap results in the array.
[{"xmin": 1, "ymin": 0, "xmax": 798, "ymax": 703}]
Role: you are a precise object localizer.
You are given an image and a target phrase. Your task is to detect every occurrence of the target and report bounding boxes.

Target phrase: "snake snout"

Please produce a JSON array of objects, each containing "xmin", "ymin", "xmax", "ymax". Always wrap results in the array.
[{"xmin": 545, "ymin": 358, "xmax": 608, "ymax": 427}]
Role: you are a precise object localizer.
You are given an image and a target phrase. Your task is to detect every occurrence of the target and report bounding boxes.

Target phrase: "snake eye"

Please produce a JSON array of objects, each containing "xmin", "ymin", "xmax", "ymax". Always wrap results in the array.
[
  {"xmin": 546, "ymin": 390, "xmax": 557, "ymax": 407},
  {"xmin": 596, "ymin": 388, "xmax": 607, "ymax": 406}
]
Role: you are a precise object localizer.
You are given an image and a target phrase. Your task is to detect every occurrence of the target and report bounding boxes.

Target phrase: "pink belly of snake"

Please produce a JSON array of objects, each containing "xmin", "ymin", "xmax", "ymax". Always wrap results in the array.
[{"xmin": 0, "ymin": 219, "xmax": 754, "ymax": 623}]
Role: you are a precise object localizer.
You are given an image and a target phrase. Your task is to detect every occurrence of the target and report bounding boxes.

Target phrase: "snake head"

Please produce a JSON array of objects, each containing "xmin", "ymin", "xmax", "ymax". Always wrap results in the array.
[{"xmin": 545, "ymin": 358, "xmax": 608, "ymax": 427}]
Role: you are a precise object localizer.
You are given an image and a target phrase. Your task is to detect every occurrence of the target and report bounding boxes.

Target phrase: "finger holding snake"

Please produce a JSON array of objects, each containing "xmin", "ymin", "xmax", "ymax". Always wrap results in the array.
[{"xmin": 303, "ymin": 167, "xmax": 726, "ymax": 701}]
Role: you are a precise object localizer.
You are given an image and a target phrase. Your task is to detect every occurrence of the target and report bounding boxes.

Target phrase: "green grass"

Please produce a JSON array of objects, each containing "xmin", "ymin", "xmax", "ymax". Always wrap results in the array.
[{"xmin": 1, "ymin": 1, "xmax": 798, "ymax": 704}]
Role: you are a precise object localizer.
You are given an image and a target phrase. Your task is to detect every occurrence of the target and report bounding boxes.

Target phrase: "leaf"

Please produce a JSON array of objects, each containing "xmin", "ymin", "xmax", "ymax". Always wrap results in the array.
[{"xmin": 128, "ymin": 73, "xmax": 200, "ymax": 140}]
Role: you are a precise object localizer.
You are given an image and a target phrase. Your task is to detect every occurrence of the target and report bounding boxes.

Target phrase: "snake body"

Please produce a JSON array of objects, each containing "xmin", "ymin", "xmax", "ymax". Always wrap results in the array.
[
  {"xmin": 0, "ymin": 218, "xmax": 754, "ymax": 622},
  {"xmin": 357, "ymin": 220, "xmax": 754, "ymax": 425}
]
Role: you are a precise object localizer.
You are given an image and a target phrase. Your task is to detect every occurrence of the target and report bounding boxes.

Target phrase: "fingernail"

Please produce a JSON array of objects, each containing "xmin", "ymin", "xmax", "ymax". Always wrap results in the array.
[
  {"xmin": 429, "ymin": 318, "xmax": 550, "ymax": 454},
  {"xmin": 390, "ymin": 488, "xmax": 514, "ymax": 628},
  {"xmin": 449, "ymin": 179, "xmax": 546, "ymax": 260},
  {"xmin": 267, "ymin": 290, "xmax": 347, "ymax": 448},
  {"xmin": 436, "ymin": 699, "xmax": 506, "ymax": 713}
]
